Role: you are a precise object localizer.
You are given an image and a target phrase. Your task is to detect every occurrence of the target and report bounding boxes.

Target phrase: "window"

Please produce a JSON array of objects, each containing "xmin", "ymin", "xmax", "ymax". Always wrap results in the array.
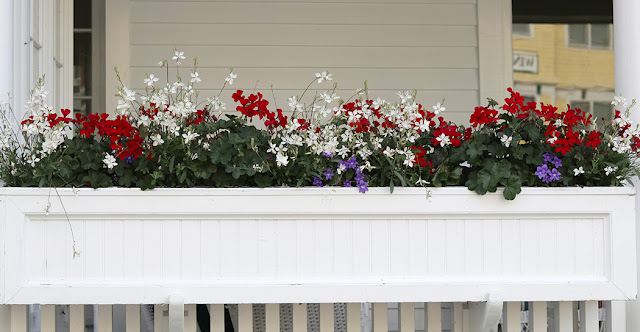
[
  {"xmin": 73, "ymin": 0, "xmax": 104, "ymax": 115},
  {"xmin": 567, "ymin": 24, "xmax": 612, "ymax": 49},
  {"xmin": 569, "ymin": 100, "xmax": 613, "ymax": 125},
  {"xmin": 512, "ymin": 24, "xmax": 533, "ymax": 38}
]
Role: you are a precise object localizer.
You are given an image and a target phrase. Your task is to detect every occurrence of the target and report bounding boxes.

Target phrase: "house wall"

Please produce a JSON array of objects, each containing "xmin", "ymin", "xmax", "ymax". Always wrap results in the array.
[{"xmin": 113, "ymin": 0, "xmax": 512, "ymax": 125}]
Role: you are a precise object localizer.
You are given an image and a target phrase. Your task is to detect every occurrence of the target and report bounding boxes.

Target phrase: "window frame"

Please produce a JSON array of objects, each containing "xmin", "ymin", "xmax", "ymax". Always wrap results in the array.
[{"xmin": 566, "ymin": 23, "xmax": 613, "ymax": 50}]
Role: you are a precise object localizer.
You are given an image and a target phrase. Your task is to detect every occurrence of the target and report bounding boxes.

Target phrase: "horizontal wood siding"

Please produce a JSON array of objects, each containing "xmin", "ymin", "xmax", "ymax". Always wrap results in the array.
[{"xmin": 129, "ymin": 0, "xmax": 479, "ymax": 124}]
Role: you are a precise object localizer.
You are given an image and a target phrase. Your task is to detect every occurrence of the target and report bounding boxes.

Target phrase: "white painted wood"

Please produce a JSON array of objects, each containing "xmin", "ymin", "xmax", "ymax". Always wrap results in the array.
[
  {"xmin": 530, "ymin": 302, "xmax": 547, "ymax": 332},
  {"xmin": 265, "ymin": 304, "xmax": 280, "ymax": 332},
  {"xmin": 97, "ymin": 305, "xmax": 113, "ymax": 332},
  {"xmin": 185, "ymin": 304, "xmax": 196, "ymax": 332},
  {"xmin": 210, "ymin": 304, "xmax": 225, "ymax": 332},
  {"xmin": 452, "ymin": 303, "xmax": 463, "ymax": 332},
  {"xmin": 0, "ymin": 306, "xmax": 10, "ymax": 332},
  {"xmin": 155, "ymin": 304, "xmax": 168, "ymax": 332},
  {"xmin": 0, "ymin": 187, "xmax": 636, "ymax": 304},
  {"xmin": 126, "ymin": 304, "xmax": 141, "ymax": 332},
  {"xmin": 320, "ymin": 303, "xmax": 334, "ymax": 332},
  {"xmin": 346, "ymin": 303, "xmax": 360, "ymax": 332},
  {"xmin": 169, "ymin": 294, "xmax": 184, "ymax": 332},
  {"xmin": 608, "ymin": 301, "xmax": 625, "ymax": 332},
  {"xmin": 554, "ymin": 302, "xmax": 573, "ymax": 332},
  {"xmin": 238, "ymin": 304, "xmax": 252, "ymax": 332},
  {"xmin": 40, "ymin": 305, "xmax": 55, "ymax": 332},
  {"xmin": 292, "ymin": 303, "xmax": 307, "ymax": 332},
  {"xmin": 503, "ymin": 302, "xmax": 520, "ymax": 332},
  {"xmin": 69, "ymin": 305, "xmax": 84, "ymax": 332},
  {"xmin": 462, "ymin": 304, "xmax": 470, "ymax": 332},
  {"xmin": 372, "ymin": 303, "xmax": 387, "ymax": 332},
  {"xmin": 11, "ymin": 305, "xmax": 27, "ymax": 332},
  {"xmin": 579, "ymin": 301, "xmax": 598, "ymax": 332},
  {"xmin": 426, "ymin": 302, "xmax": 441, "ymax": 332},
  {"xmin": 477, "ymin": 0, "xmax": 513, "ymax": 104},
  {"xmin": 398, "ymin": 303, "xmax": 414, "ymax": 332}
]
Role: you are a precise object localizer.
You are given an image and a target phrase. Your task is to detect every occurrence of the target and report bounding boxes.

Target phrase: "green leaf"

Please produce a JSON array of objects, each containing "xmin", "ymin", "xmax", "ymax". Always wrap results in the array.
[{"xmin": 389, "ymin": 179, "xmax": 394, "ymax": 194}]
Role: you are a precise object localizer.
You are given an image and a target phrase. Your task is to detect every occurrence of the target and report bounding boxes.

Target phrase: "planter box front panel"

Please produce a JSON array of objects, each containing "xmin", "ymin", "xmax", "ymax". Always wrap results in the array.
[{"xmin": 0, "ymin": 187, "xmax": 635, "ymax": 304}]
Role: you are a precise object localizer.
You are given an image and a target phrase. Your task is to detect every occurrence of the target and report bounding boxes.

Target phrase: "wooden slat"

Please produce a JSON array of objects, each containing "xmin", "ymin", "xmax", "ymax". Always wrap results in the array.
[
  {"xmin": 238, "ymin": 304, "xmax": 253, "ymax": 332},
  {"xmin": 427, "ymin": 303, "xmax": 441, "ymax": 332},
  {"xmin": 69, "ymin": 305, "xmax": 84, "ymax": 332},
  {"xmin": 292, "ymin": 303, "xmax": 307, "ymax": 332},
  {"xmin": 210, "ymin": 304, "xmax": 225, "ymax": 332},
  {"xmin": 126, "ymin": 304, "xmax": 141, "ymax": 332},
  {"xmin": 98, "ymin": 305, "xmax": 113, "ymax": 332},
  {"xmin": 10, "ymin": 305, "xmax": 27, "ymax": 332},
  {"xmin": 530, "ymin": 302, "xmax": 547, "ymax": 332},
  {"xmin": 346, "ymin": 303, "xmax": 360, "ymax": 332},
  {"xmin": 503, "ymin": 302, "xmax": 521, "ymax": 332},
  {"xmin": 372, "ymin": 303, "xmax": 388, "ymax": 332},
  {"xmin": 265, "ymin": 304, "xmax": 280, "ymax": 332},
  {"xmin": 461, "ymin": 303, "xmax": 470, "ymax": 332},
  {"xmin": 155, "ymin": 304, "xmax": 168, "ymax": 332},
  {"xmin": 554, "ymin": 301, "xmax": 573, "ymax": 332},
  {"xmin": 40, "ymin": 305, "xmax": 55, "ymax": 332},
  {"xmin": 579, "ymin": 301, "xmax": 598, "ymax": 332},
  {"xmin": 399, "ymin": 303, "xmax": 414, "ymax": 332},
  {"xmin": 453, "ymin": 303, "xmax": 464, "ymax": 332},
  {"xmin": 185, "ymin": 304, "xmax": 197, "ymax": 332},
  {"xmin": 320, "ymin": 303, "xmax": 334, "ymax": 332},
  {"xmin": 608, "ymin": 301, "xmax": 626, "ymax": 332}
]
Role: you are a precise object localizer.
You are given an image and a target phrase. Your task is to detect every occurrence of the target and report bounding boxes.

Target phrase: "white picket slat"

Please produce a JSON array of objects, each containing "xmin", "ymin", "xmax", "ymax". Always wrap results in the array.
[
  {"xmin": 554, "ymin": 301, "xmax": 573, "ymax": 332},
  {"xmin": 453, "ymin": 303, "xmax": 464, "ymax": 332},
  {"xmin": 69, "ymin": 305, "xmax": 84, "ymax": 332},
  {"xmin": 530, "ymin": 302, "xmax": 547, "ymax": 332},
  {"xmin": 40, "ymin": 305, "xmax": 55, "ymax": 332},
  {"xmin": 292, "ymin": 303, "xmax": 307, "ymax": 332},
  {"xmin": 427, "ymin": 302, "xmax": 441, "ymax": 332},
  {"xmin": 10, "ymin": 305, "xmax": 27, "ymax": 332},
  {"xmin": 211, "ymin": 304, "xmax": 225, "ymax": 332},
  {"xmin": 265, "ymin": 304, "xmax": 280, "ymax": 332},
  {"xmin": 608, "ymin": 301, "xmax": 626, "ymax": 332},
  {"xmin": 399, "ymin": 302, "xmax": 414, "ymax": 332},
  {"xmin": 185, "ymin": 304, "xmax": 197, "ymax": 332},
  {"xmin": 579, "ymin": 301, "xmax": 598, "ymax": 332},
  {"xmin": 155, "ymin": 304, "xmax": 168, "ymax": 332},
  {"xmin": 320, "ymin": 303, "xmax": 335, "ymax": 332},
  {"xmin": 461, "ymin": 304, "xmax": 470, "ymax": 332},
  {"xmin": 503, "ymin": 302, "xmax": 520, "ymax": 332},
  {"xmin": 373, "ymin": 303, "xmax": 388, "ymax": 332},
  {"xmin": 126, "ymin": 304, "xmax": 141, "ymax": 332},
  {"xmin": 98, "ymin": 305, "xmax": 113, "ymax": 332},
  {"xmin": 346, "ymin": 303, "xmax": 360, "ymax": 332},
  {"xmin": 238, "ymin": 304, "xmax": 253, "ymax": 332}
]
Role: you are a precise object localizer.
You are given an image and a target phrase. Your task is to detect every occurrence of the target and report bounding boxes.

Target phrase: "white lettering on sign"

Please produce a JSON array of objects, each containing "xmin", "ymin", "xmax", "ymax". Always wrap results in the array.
[{"xmin": 513, "ymin": 52, "xmax": 538, "ymax": 73}]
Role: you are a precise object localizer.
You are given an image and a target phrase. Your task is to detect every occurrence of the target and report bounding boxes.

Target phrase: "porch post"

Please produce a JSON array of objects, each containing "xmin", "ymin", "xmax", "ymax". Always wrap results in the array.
[
  {"xmin": 0, "ymin": 1, "xmax": 13, "ymax": 106},
  {"xmin": 614, "ymin": 0, "xmax": 640, "ymax": 330}
]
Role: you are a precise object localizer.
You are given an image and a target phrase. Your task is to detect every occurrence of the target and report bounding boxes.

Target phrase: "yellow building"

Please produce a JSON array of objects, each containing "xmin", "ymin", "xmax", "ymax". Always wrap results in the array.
[{"xmin": 512, "ymin": 23, "xmax": 614, "ymax": 122}]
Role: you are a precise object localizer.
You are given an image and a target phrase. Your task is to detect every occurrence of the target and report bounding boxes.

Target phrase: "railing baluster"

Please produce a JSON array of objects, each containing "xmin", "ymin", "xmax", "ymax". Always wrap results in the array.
[
  {"xmin": 453, "ymin": 303, "xmax": 464, "ymax": 332},
  {"xmin": 69, "ymin": 305, "xmax": 84, "ymax": 332},
  {"xmin": 320, "ymin": 303, "xmax": 335, "ymax": 332},
  {"xmin": 372, "ymin": 303, "xmax": 387, "ymax": 332},
  {"xmin": 292, "ymin": 303, "xmax": 307, "ymax": 332},
  {"xmin": 530, "ymin": 302, "xmax": 547, "ymax": 332},
  {"xmin": 155, "ymin": 304, "xmax": 168, "ymax": 332},
  {"xmin": 427, "ymin": 302, "xmax": 441, "ymax": 332},
  {"xmin": 10, "ymin": 305, "xmax": 27, "ymax": 332},
  {"xmin": 97, "ymin": 305, "xmax": 113, "ymax": 332},
  {"xmin": 398, "ymin": 303, "xmax": 414, "ymax": 332},
  {"xmin": 40, "ymin": 305, "xmax": 55, "ymax": 332},
  {"xmin": 210, "ymin": 304, "xmax": 225, "ymax": 332},
  {"xmin": 185, "ymin": 304, "xmax": 197, "ymax": 332},
  {"xmin": 238, "ymin": 304, "xmax": 253, "ymax": 332},
  {"xmin": 503, "ymin": 302, "xmax": 520, "ymax": 332},
  {"xmin": 265, "ymin": 304, "xmax": 280, "ymax": 332},
  {"xmin": 346, "ymin": 303, "xmax": 360, "ymax": 332},
  {"xmin": 579, "ymin": 301, "xmax": 598, "ymax": 332},
  {"xmin": 553, "ymin": 301, "xmax": 573, "ymax": 332},
  {"xmin": 126, "ymin": 304, "xmax": 141, "ymax": 332},
  {"xmin": 607, "ymin": 301, "xmax": 626, "ymax": 332}
]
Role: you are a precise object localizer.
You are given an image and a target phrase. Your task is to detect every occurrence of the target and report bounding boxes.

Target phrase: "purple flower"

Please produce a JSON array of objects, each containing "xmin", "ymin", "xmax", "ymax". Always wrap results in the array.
[
  {"xmin": 535, "ymin": 164, "xmax": 550, "ymax": 181},
  {"xmin": 125, "ymin": 155, "xmax": 135, "ymax": 163},
  {"xmin": 357, "ymin": 180, "xmax": 369, "ymax": 193},
  {"xmin": 323, "ymin": 168, "xmax": 334, "ymax": 180},
  {"xmin": 548, "ymin": 168, "xmax": 562, "ymax": 182},
  {"xmin": 322, "ymin": 152, "xmax": 334, "ymax": 158},
  {"xmin": 340, "ymin": 157, "xmax": 358, "ymax": 170},
  {"xmin": 551, "ymin": 156, "xmax": 562, "ymax": 168},
  {"xmin": 313, "ymin": 176, "xmax": 323, "ymax": 187},
  {"xmin": 543, "ymin": 153, "xmax": 554, "ymax": 164},
  {"xmin": 343, "ymin": 180, "xmax": 352, "ymax": 187}
]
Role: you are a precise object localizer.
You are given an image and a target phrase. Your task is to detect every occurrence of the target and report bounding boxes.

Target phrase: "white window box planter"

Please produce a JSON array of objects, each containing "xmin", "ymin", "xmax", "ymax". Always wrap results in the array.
[{"xmin": 0, "ymin": 187, "xmax": 636, "ymax": 305}]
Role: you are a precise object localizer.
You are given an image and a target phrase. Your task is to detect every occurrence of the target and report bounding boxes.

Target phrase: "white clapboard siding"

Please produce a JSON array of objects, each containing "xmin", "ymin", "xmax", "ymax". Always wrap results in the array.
[{"xmin": 127, "ymin": 0, "xmax": 482, "ymax": 124}]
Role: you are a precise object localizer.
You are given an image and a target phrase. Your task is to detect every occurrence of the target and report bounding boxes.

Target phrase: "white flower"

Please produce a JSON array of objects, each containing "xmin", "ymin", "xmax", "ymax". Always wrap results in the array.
[
  {"xmin": 433, "ymin": 102, "xmax": 445, "ymax": 115},
  {"xmin": 190, "ymin": 153, "xmax": 198, "ymax": 160},
  {"xmin": 182, "ymin": 131, "xmax": 200, "ymax": 144},
  {"xmin": 225, "ymin": 72, "xmax": 237, "ymax": 85},
  {"xmin": 103, "ymin": 153, "xmax": 117, "ymax": 169},
  {"xmin": 157, "ymin": 60, "xmax": 165, "ymax": 67},
  {"xmin": 315, "ymin": 71, "xmax": 332, "ymax": 83},
  {"xmin": 252, "ymin": 164, "xmax": 262, "ymax": 172},
  {"xmin": 190, "ymin": 72, "xmax": 201, "ymax": 83},
  {"xmin": 202, "ymin": 142, "xmax": 210, "ymax": 150},
  {"xmin": 547, "ymin": 136, "xmax": 558, "ymax": 144},
  {"xmin": 143, "ymin": 74, "xmax": 159, "ymax": 87},
  {"xmin": 555, "ymin": 119, "xmax": 563, "ymax": 127},
  {"xmin": 397, "ymin": 91, "xmax": 412, "ymax": 104},
  {"xmin": 320, "ymin": 92, "xmax": 338, "ymax": 104},
  {"xmin": 276, "ymin": 153, "xmax": 289, "ymax": 166},
  {"xmin": 151, "ymin": 133, "xmax": 164, "ymax": 146},
  {"xmin": 573, "ymin": 167, "xmax": 585, "ymax": 176},
  {"xmin": 172, "ymin": 50, "xmax": 186, "ymax": 64},
  {"xmin": 435, "ymin": 133, "xmax": 451, "ymax": 147},
  {"xmin": 612, "ymin": 95, "xmax": 629, "ymax": 108},
  {"xmin": 604, "ymin": 165, "xmax": 618, "ymax": 176},
  {"xmin": 500, "ymin": 135, "xmax": 512, "ymax": 147}
]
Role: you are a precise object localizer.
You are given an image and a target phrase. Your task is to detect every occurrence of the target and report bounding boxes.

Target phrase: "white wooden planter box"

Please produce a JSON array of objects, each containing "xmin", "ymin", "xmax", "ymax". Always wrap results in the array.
[{"xmin": 0, "ymin": 187, "xmax": 636, "ymax": 305}]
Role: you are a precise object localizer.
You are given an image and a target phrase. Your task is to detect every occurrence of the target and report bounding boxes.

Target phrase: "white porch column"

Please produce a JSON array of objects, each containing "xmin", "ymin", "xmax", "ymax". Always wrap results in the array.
[
  {"xmin": 615, "ymin": 0, "xmax": 640, "ymax": 330},
  {"xmin": 0, "ymin": 1, "xmax": 13, "ymax": 107}
]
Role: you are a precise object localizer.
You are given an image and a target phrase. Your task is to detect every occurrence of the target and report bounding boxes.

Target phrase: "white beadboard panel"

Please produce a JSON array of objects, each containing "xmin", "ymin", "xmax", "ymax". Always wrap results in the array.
[
  {"xmin": 130, "ymin": 3, "xmax": 477, "ymax": 25},
  {"xmin": 130, "ymin": 25, "xmax": 478, "ymax": 47},
  {"xmin": 1, "ymin": 187, "xmax": 636, "ymax": 304},
  {"xmin": 130, "ymin": 68, "xmax": 478, "ymax": 90},
  {"xmin": 131, "ymin": 46, "xmax": 478, "ymax": 69},
  {"xmin": 133, "ymin": 0, "xmax": 477, "ymax": 3}
]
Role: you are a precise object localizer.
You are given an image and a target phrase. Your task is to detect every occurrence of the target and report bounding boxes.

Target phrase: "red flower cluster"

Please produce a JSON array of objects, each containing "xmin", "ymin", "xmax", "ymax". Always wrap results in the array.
[
  {"xmin": 470, "ymin": 106, "xmax": 499, "ymax": 127},
  {"xmin": 340, "ymin": 100, "xmax": 438, "ymax": 134},
  {"xmin": 411, "ymin": 146, "xmax": 434, "ymax": 172},
  {"xmin": 614, "ymin": 110, "xmax": 640, "ymax": 152},
  {"xmin": 232, "ymin": 90, "xmax": 288, "ymax": 130},
  {"xmin": 78, "ymin": 113, "xmax": 144, "ymax": 160},
  {"xmin": 431, "ymin": 120, "xmax": 463, "ymax": 147}
]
